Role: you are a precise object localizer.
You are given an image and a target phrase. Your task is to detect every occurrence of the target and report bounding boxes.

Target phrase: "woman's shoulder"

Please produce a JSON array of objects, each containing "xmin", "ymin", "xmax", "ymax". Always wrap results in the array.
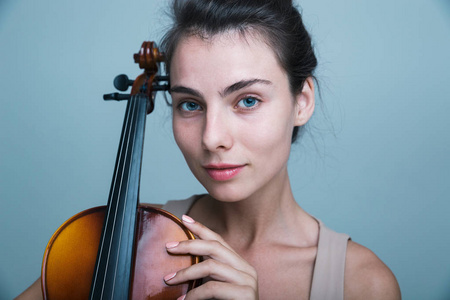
[
  {"xmin": 344, "ymin": 241, "xmax": 401, "ymax": 300},
  {"xmin": 14, "ymin": 278, "xmax": 42, "ymax": 300}
]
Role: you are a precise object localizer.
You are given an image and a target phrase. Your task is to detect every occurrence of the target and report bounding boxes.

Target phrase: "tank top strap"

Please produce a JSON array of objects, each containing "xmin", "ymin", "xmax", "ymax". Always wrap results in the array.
[
  {"xmin": 310, "ymin": 219, "xmax": 350, "ymax": 300},
  {"xmin": 161, "ymin": 194, "xmax": 203, "ymax": 220}
]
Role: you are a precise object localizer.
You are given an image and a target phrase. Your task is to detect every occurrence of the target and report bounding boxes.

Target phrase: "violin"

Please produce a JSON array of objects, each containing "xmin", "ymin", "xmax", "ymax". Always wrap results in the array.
[{"xmin": 41, "ymin": 41, "xmax": 199, "ymax": 299}]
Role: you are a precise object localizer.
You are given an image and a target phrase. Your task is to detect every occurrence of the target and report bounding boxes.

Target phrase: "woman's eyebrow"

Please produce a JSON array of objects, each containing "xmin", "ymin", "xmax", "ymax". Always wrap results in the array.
[
  {"xmin": 169, "ymin": 86, "xmax": 202, "ymax": 98},
  {"xmin": 221, "ymin": 78, "xmax": 272, "ymax": 97},
  {"xmin": 169, "ymin": 78, "xmax": 272, "ymax": 98}
]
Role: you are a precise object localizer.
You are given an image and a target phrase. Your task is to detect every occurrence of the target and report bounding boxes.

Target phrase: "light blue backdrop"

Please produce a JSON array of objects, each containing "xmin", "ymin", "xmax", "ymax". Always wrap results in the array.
[{"xmin": 1, "ymin": 0, "xmax": 449, "ymax": 299}]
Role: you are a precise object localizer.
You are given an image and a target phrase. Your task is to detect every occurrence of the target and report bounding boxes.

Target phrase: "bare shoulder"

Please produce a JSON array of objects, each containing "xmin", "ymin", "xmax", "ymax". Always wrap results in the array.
[
  {"xmin": 15, "ymin": 278, "xmax": 42, "ymax": 300},
  {"xmin": 344, "ymin": 241, "xmax": 401, "ymax": 300}
]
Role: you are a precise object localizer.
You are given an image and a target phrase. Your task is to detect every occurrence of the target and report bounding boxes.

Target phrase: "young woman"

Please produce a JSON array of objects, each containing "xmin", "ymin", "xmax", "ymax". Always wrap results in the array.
[{"xmin": 17, "ymin": 0, "xmax": 401, "ymax": 299}]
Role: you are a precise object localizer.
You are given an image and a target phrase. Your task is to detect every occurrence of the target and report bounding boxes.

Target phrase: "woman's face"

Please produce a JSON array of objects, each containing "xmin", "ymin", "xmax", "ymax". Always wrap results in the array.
[{"xmin": 170, "ymin": 32, "xmax": 312, "ymax": 202}]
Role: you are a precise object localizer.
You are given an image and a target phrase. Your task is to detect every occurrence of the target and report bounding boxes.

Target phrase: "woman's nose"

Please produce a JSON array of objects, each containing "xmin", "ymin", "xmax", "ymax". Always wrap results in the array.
[{"xmin": 201, "ymin": 109, "xmax": 233, "ymax": 152}]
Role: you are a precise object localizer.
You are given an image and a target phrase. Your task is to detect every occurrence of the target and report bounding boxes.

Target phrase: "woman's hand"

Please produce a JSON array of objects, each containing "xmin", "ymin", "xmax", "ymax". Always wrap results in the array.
[{"xmin": 164, "ymin": 215, "xmax": 259, "ymax": 300}]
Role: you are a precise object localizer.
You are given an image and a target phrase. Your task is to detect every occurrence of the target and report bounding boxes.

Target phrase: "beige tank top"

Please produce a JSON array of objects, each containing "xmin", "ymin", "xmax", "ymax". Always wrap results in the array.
[{"xmin": 162, "ymin": 195, "xmax": 350, "ymax": 300}]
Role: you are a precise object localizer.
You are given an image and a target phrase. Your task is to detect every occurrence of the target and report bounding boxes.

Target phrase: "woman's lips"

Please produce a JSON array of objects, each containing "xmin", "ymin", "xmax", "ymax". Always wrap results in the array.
[{"xmin": 203, "ymin": 164, "xmax": 245, "ymax": 181}]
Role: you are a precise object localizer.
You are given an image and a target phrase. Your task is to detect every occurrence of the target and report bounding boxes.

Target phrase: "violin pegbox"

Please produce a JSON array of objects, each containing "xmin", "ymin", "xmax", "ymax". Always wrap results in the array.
[{"xmin": 103, "ymin": 41, "xmax": 169, "ymax": 114}]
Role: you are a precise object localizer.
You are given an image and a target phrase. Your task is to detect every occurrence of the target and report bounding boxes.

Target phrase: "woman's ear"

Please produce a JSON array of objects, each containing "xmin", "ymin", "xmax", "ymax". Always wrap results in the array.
[{"xmin": 294, "ymin": 77, "xmax": 315, "ymax": 126}]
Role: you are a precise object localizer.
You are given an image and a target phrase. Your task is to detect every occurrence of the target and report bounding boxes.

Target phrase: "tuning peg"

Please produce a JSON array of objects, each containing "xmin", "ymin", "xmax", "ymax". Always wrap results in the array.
[
  {"xmin": 103, "ymin": 93, "xmax": 131, "ymax": 101},
  {"xmin": 114, "ymin": 74, "xmax": 134, "ymax": 91}
]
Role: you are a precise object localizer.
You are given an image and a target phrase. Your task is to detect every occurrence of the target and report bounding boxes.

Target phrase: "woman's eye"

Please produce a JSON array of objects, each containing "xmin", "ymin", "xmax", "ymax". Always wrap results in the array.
[
  {"xmin": 237, "ymin": 97, "xmax": 260, "ymax": 109},
  {"xmin": 179, "ymin": 101, "xmax": 201, "ymax": 111}
]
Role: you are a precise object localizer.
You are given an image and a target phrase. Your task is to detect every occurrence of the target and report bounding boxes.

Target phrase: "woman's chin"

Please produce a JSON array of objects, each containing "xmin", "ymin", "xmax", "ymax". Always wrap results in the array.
[{"xmin": 204, "ymin": 185, "xmax": 251, "ymax": 203}]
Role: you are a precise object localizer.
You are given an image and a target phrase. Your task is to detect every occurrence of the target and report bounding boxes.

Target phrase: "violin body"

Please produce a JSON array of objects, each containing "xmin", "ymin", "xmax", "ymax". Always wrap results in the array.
[{"xmin": 42, "ymin": 205, "xmax": 198, "ymax": 299}]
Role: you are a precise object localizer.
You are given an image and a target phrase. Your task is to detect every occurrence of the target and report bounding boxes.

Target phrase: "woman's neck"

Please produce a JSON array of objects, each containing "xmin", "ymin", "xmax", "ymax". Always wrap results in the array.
[{"xmin": 190, "ymin": 171, "xmax": 318, "ymax": 251}]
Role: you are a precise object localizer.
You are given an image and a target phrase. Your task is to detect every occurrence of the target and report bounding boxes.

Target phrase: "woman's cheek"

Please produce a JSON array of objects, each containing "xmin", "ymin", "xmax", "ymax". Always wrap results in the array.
[{"xmin": 173, "ymin": 119, "xmax": 200, "ymax": 160}]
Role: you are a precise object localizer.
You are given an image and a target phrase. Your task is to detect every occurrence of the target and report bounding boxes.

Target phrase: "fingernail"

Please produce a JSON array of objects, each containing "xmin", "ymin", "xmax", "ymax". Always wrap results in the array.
[
  {"xmin": 164, "ymin": 272, "xmax": 176, "ymax": 282},
  {"xmin": 177, "ymin": 295, "xmax": 186, "ymax": 300},
  {"xmin": 182, "ymin": 214, "xmax": 195, "ymax": 224},
  {"xmin": 166, "ymin": 241, "xmax": 179, "ymax": 249}
]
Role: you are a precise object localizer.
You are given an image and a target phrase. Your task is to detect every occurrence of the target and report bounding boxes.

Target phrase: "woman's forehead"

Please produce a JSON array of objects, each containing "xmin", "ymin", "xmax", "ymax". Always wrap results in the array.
[{"xmin": 170, "ymin": 32, "xmax": 283, "ymax": 83}]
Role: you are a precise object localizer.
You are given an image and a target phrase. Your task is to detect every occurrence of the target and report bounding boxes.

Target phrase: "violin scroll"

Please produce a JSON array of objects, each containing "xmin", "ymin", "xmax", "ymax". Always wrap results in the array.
[
  {"xmin": 133, "ymin": 41, "xmax": 164, "ymax": 72},
  {"xmin": 103, "ymin": 41, "xmax": 169, "ymax": 113}
]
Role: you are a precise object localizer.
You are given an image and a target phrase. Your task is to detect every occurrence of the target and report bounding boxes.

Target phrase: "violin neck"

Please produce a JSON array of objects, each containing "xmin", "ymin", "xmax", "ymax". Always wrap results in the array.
[{"xmin": 90, "ymin": 94, "xmax": 148, "ymax": 299}]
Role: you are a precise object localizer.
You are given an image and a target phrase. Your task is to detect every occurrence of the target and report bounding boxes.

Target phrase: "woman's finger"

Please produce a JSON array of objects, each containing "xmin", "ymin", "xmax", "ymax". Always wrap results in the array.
[
  {"xmin": 165, "ymin": 214, "xmax": 259, "ymax": 300},
  {"xmin": 164, "ymin": 257, "xmax": 257, "ymax": 289},
  {"xmin": 180, "ymin": 215, "xmax": 234, "ymax": 251},
  {"xmin": 167, "ymin": 215, "xmax": 257, "ymax": 277},
  {"xmin": 166, "ymin": 238, "xmax": 256, "ymax": 277}
]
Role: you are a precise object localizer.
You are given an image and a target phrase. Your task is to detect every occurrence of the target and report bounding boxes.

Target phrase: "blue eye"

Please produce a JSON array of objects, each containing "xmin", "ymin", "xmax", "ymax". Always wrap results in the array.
[
  {"xmin": 180, "ymin": 101, "xmax": 201, "ymax": 111},
  {"xmin": 237, "ymin": 97, "xmax": 259, "ymax": 108}
]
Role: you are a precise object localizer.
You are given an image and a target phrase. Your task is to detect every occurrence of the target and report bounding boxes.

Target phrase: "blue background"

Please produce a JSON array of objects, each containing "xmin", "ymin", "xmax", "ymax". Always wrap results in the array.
[{"xmin": 1, "ymin": 0, "xmax": 449, "ymax": 299}]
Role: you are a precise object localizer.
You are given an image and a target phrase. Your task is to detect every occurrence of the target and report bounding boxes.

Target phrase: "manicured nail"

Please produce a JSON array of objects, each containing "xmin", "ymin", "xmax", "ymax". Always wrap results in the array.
[
  {"xmin": 164, "ymin": 272, "xmax": 177, "ymax": 282},
  {"xmin": 166, "ymin": 241, "xmax": 179, "ymax": 249},
  {"xmin": 177, "ymin": 295, "xmax": 186, "ymax": 300},
  {"xmin": 182, "ymin": 214, "xmax": 195, "ymax": 224}
]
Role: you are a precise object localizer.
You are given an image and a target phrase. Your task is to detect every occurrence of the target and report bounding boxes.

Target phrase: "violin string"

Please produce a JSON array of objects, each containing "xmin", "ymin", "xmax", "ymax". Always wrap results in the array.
[
  {"xmin": 112, "ymin": 93, "xmax": 143, "ymax": 297},
  {"xmin": 106, "ymin": 95, "xmax": 138, "ymax": 299},
  {"xmin": 91, "ymin": 95, "xmax": 134, "ymax": 300}
]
